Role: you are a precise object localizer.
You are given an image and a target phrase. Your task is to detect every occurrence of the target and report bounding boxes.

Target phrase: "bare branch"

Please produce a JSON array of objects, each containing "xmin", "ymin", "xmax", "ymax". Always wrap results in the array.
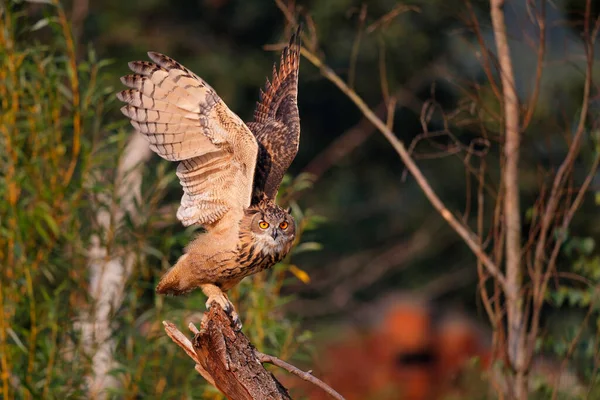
[
  {"xmin": 256, "ymin": 351, "xmax": 346, "ymax": 400},
  {"xmin": 302, "ymin": 60, "xmax": 436, "ymax": 182},
  {"xmin": 527, "ymin": 151, "xmax": 600, "ymax": 367},
  {"xmin": 288, "ymin": 220, "xmax": 442, "ymax": 317},
  {"xmin": 521, "ymin": 0, "xmax": 546, "ymax": 130},
  {"xmin": 526, "ymin": 4, "xmax": 597, "ymax": 369},
  {"xmin": 162, "ymin": 322, "xmax": 216, "ymax": 386},
  {"xmin": 366, "ymin": 4, "xmax": 421, "ymax": 34},
  {"xmin": 348, "ymin": 4, "xmax": 367, "ymax": 90},
  {"xmin": 298, "ymin": 45, "xmax": 507, "ymax": 289},
  {"xmin": 274, "ymin": 0, "xmax": 298, "ymax": 28},
  {"xmin": 464, "ymin": 0, "xmax": 503, "ymax": 103},
  {"xmin": 532, "ymin": 0, "xmax": 594, "ymax": 306}
]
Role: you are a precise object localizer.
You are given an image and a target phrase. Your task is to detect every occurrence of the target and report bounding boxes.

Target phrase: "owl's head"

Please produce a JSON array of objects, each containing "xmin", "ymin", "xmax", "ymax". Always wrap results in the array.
[{"xmin": 243, "ymin": 200, "xmax": 296, "ymax": 254}]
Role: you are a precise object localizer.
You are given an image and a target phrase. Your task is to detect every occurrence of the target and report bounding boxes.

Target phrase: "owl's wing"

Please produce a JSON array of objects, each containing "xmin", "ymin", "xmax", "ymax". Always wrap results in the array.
[
  {"xmin": 117, "ymin": 52, "xmax": 258, "ymax": 227},
  {"xmin": 248, "ymin": 26, "xmax": 301, "ymax": 202}
]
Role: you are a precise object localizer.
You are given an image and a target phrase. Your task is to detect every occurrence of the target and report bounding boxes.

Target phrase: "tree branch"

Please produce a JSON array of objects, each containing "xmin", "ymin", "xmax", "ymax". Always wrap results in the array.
[
  {"xmin": 532, "ymin": 0, "xmax": 594, "ymax": 306},
  {"xmin": 298, "ymin": 46, "xmax": 507, "ymax": 290},
  {"xmin": 521, "ymin": 0, "xmax": 546, "ymax": 131},
  {"xmin": 256, "ymin": 352, "xmax": 345, "ymax": 400},
  {"xmin": 162, "ymin": 322, "xmax": 216, "ymax": 386},
  {"xmin": 527, "ymin": 0, "xmax": 596, "ymax": 372},
  {"xmin": 302, "ymin": 60, "xmax": 441, "ymax": 182}
]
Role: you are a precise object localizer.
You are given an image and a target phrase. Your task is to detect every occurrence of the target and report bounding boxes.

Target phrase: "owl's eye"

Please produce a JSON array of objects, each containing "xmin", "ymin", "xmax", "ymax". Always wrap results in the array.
[
  {"xmin": 279, "ymin": 221, "xmax": 289, "ymax": 230},
  {"xmin": 258, "ymin": 220, "xmax": 270, "ymax": 229}
]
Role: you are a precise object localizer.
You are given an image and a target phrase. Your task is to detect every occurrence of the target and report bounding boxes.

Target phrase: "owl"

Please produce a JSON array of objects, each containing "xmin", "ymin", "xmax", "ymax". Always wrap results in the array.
[{"xmin": 117, "ymin": 27, "xmax": 301, "ymax": 329}]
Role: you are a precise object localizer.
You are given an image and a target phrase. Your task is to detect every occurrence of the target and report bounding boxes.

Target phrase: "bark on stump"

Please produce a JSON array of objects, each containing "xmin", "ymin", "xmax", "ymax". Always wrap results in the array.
[{"xmin": 191, "ymin": 304, "xmax": 291, "ymax": 399}]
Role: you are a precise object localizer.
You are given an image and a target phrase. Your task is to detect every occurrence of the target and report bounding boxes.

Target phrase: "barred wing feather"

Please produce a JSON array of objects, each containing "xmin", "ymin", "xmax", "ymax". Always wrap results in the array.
[
  {"xmin": 249, "ymin": 26, "xmax": 301, "ymax": 201},
  {"xmin": 118, "ymin": 52, "xmax": 258, "ymax": 227}
]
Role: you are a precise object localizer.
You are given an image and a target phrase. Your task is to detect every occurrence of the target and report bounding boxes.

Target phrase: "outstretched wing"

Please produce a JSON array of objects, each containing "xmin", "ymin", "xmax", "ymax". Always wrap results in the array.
[
  {"xmin": 117, "ymin": 52, "xmax": 258, "ymax": 227},
  {"xmin": 248, "ymin": 25, "xmax": 301, "ymax": 202}
]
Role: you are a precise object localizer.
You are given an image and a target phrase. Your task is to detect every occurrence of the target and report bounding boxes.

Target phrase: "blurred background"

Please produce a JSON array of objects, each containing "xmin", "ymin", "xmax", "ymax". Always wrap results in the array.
[{"xmin": 1, "ymin": 0, "xmax": 599, "ymax": 399}]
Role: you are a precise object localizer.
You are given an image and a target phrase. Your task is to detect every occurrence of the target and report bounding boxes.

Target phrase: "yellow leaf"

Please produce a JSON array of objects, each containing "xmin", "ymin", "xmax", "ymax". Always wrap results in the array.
[{"xmin": 289, "ymin": 265, "xmax": 311, "ymax": 284}]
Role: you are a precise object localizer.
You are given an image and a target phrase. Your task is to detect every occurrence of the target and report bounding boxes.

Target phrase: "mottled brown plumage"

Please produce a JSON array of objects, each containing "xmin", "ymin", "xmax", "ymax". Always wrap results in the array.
[
  {"xmin": 249, "ymin": 30, "xmax": 301, "ymax": 201},
  {"xmin": 117, "ymin": 26, "xmax": 302, "ymax": 329}
]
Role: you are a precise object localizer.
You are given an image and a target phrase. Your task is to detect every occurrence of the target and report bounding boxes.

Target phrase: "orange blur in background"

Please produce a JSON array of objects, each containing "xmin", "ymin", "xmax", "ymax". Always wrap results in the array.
[{"xmin": 289, "ymin": 300, "xmax": 492, "ymax": 400}]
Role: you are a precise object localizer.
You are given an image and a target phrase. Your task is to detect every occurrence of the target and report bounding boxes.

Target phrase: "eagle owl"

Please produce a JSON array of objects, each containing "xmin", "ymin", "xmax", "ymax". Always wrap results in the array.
[{"xmin": 117, "ymin": 28, "xmax": 301, "ymax": 329}]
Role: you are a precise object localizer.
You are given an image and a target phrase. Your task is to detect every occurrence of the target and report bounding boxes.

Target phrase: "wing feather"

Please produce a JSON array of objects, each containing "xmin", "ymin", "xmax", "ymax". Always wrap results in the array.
[
  {"xmin": 250, "ymin": 25, "xmax": 302, "ymax": 201},
  {"xmin": 118, "ymin": 52, "xmax": 258, "ymax": 227}
]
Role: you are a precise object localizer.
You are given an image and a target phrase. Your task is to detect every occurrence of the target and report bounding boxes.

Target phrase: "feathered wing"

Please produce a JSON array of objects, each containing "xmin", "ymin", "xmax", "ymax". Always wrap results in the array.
[
  {"xmin": 248, "ymin": 26, "xmax": 301, "ymax": 201},
  {"xmin": 117, "ymin": 52, "xmax": 258, "ymax": 227}
]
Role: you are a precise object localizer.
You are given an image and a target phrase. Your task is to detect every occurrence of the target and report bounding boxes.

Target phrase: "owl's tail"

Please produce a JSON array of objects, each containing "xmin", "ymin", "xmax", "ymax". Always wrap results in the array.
[{"xmin": 156, "ymin": 254, "xmax": 193, "ymax": 295}]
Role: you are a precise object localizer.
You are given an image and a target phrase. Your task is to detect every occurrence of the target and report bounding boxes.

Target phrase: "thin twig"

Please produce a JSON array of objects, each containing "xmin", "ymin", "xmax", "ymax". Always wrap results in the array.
[
  {"xmin": 378, "ymin": 36, "xmax": 390, "ymax": 104},
  {"xmin": 528, "ymin": 0, "xmax": 595, "ymax": 370},
  {"xmin": 366, "ymin": 4, "xmax": 421, "ymax": 33},
  {"xmin": 464, "ymin": 0, "xmax": 503, "ymax": 103},
  {"xmin": 255, "ymin": 351, "xmax": 346, "ymax": 400},
  {"xmin": 274, "ymin": 0, "xmax": 297, "ymax": 27},
  {"xmin": 477, "ymin": 157, "xmax": 497, "ymax": 327},
  {"xmin": 528, "ymin": 151, "xmax": 600, "ymax": 366},
  {"xmin": 532, "ymin": 0, "xmax": 594, "ymax": 309},
  {"xmin": 385, "ymin": 97, "xmax": 396, "ymax": 130},
  {"xmin": 288, "ymin": 221, "xmax": 441, "ymax": 317},
  {"xmin": 302, "ymin": 61, "xmax": 435, "ymax": 182},
  {"xmin": 348, "ymin": 4, "xmax": 367, "ymax": 90},
  {"xmin": 521, "ymin": 0, "xmax": 546, "ymax": 130}
]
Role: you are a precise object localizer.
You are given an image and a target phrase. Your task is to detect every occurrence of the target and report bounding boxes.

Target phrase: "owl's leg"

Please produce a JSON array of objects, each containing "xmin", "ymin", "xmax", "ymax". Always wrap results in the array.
[{"xmin": 200, "ymin": 283, "xmax": 242, "ymax": 331}]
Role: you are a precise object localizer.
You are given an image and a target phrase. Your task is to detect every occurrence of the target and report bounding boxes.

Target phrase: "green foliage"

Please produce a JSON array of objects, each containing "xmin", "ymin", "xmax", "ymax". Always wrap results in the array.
[
  {"xmin": 0, "ymin": 2, "xmax": 318, "ymax": 399},
  {"xmin": 543, "ymin": 234, "xmax": 600, "ymax": 393},
  {"xmin": 0, "ymin": 1, "xmax": 114, "ymax": 397}
]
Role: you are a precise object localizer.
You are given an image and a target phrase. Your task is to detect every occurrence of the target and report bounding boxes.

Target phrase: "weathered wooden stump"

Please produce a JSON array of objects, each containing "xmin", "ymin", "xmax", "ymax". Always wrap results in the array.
[
  {"xmin": 163, "ymin": 304, "xmax": 344, "ymax": 400},
  {"xmin": 191, "ymin": 305, "xmax": 291, "ymax": 399}
]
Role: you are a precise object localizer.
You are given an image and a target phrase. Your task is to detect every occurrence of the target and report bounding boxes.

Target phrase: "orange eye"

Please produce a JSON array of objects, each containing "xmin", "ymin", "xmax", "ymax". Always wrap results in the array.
[
  {"xmin": 279, "ymin": 221, "xmax": 289, "ymax": 230},
  {"xmin": 258, "ymin": 220, "xmax": 270, "ymax": 229}
]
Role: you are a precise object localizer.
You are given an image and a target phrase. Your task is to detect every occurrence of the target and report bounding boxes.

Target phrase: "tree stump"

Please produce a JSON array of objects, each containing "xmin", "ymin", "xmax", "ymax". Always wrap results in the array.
[
  {"xmin": 164, "ymin": 303, "xmax": 344, "ymax": 400},
  {"xmin": 192, "ymin": 305, "xmax": 292, "ymax": 399},
  {"xmin": 164, "ymin": 304, "xmax": 291, "ymax": 400}
]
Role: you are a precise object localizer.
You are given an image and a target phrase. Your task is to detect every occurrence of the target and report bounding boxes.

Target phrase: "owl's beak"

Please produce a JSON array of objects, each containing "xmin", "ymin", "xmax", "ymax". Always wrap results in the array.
[{"xmin": 271, "ymin": 230, "xmax": 279, "ymax": 240}]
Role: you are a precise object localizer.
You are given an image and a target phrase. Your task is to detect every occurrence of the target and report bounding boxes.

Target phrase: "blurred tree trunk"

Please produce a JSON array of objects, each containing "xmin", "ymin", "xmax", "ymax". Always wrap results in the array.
[
  {"xmin": 80, "ymin": 134, "xmax": 151, "ymax": 398},
  {"xmin": 489, "ymin": 0, "xmax": 526, "ymax": 398}
]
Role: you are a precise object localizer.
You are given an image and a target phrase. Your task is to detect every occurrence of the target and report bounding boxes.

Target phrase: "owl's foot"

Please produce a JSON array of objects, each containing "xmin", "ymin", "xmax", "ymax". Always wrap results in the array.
[
  {"xmin": 206, "ymin": 294, "xmax": 242, "ymax": 331},
  {"xmin": 200, "ymin": 284, "xmax": 242, "ymax": 331}
]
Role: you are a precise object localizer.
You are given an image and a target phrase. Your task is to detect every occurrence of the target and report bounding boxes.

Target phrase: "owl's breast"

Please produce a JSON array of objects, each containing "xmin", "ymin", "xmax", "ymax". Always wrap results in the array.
[{"xmin": 233, "ymin": 240, "xmax": 291, "ymax": 279}]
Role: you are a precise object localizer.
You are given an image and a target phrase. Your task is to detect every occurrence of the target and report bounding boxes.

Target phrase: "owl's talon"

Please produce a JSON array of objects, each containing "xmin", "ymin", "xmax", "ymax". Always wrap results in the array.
[
  {"xmin": 231, "ymin": 313, "xmax": 243, "ymax": 331},
  {"xmin": 206, "ymin": 294, "xmax": 243, "ymax": 331}
]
